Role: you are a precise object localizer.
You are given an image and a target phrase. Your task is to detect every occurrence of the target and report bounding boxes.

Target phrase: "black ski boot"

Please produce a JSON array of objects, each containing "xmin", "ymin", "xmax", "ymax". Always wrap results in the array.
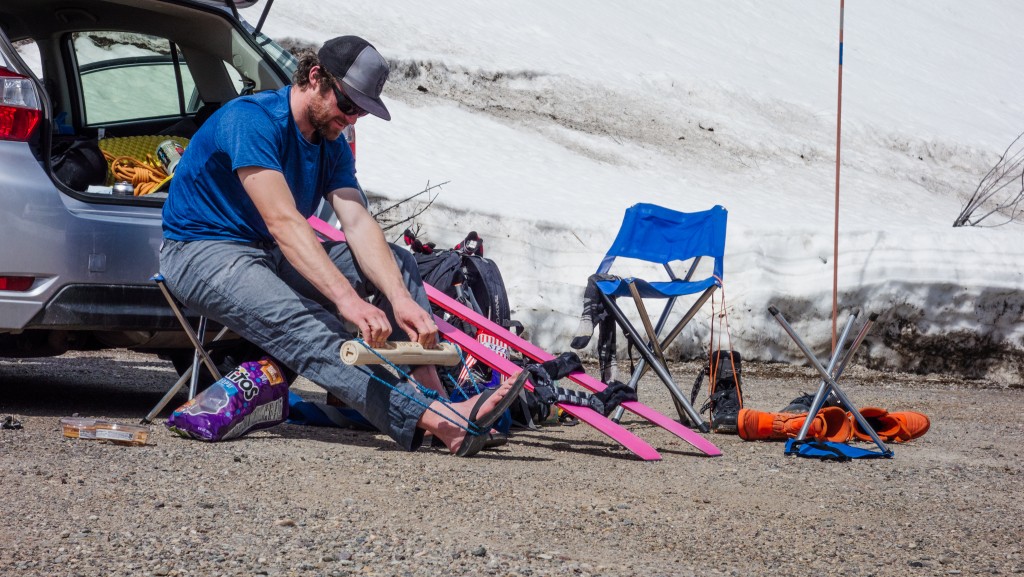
[
  {"xmin": 781, "ymin": 391, "xmax": 847, "ymax": 413},
  {"xmin": 709, "ymin": 350, "xmax": 743, "ymax": 434}
]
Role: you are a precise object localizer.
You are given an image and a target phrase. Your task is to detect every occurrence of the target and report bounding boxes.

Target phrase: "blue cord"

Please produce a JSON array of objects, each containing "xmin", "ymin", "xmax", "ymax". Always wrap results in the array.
[{"xmin": 349, "ymin": 338, "xmax": 486, "ymax": 435}]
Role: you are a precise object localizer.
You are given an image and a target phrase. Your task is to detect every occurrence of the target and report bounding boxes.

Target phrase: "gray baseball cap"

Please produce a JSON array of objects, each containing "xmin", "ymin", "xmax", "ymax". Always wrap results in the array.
[{"xmin": 318, "ymin": 36, "xmax": 391, "ymax": 121}]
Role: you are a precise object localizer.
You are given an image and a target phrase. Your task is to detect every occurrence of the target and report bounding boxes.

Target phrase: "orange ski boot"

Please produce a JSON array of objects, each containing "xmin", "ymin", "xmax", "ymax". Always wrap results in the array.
[
  {"xmin": 737, "ymin": 408, "xmax": 826, "ymax": 441},
  {"xmin": 818, "ymin": 406, "xmax": 854, "ymax": 442},
  {"xmin": 851, "ymin": 407, "xmax": 930, "ymax": 442}
]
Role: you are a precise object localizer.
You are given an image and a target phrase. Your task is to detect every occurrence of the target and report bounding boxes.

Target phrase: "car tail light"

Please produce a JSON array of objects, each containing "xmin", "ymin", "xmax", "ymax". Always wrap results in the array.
[
  {"xmin": 0, "ymin": 68, "xmax": 42, "ymax": 141},
  {"xmin": 0, "ymin": 276, "xmax": 35, "ymax": 291}
]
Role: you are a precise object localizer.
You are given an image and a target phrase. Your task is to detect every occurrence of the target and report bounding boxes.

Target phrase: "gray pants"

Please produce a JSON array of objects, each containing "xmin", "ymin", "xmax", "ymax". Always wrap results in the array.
[{"xmin": 159, "ymin": 238, "xmax": 431, "ymax": 450}]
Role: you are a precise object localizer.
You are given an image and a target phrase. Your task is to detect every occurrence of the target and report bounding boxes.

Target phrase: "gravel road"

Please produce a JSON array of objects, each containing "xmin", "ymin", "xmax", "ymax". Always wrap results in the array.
[{"xmin": 1, "ymin": 350, "xmax": 1022, "ymax": 577}]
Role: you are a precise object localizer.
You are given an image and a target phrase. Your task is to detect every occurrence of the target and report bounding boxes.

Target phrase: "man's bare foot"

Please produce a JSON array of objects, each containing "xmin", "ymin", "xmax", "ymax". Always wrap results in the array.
[
  {"xmin": 417, "ymin": 372, "xmax": 522, "ymax": 455},
  {"xmin": 411, "ymin": 365, "xmax": 447, "ymax": 399}
]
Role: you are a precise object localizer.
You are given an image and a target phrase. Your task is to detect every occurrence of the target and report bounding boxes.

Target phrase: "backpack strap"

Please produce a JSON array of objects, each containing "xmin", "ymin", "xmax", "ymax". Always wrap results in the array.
[{"xmin": 461, "ymin": 254, "xmax": 511, "ymax": 327}]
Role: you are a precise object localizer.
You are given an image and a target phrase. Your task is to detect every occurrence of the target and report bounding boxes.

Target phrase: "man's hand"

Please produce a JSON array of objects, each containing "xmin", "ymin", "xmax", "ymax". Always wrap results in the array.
[
  {"xmin": 391, "ymin": 296, "xmax": 438, "ymax": 349},
  {"xmin": 337, "ymin": 293, "xmax": 393, "ymax": 348}
]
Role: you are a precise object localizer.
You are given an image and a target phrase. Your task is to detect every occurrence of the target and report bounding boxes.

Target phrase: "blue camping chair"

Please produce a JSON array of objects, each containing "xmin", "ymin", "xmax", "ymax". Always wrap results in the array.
[{"xmin": 595, "ymin": 203, "xmax": 728, "ymax": 432}]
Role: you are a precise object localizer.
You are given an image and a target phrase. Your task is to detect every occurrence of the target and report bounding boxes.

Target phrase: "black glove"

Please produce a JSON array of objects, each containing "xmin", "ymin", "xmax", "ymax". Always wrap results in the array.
[
  {"xmin": 538, "ymin": 352, "xmax": 584, "ymax": 381},
  {"xmin": 593, "ymin": 380, "xmax": 639, "ymax": 416}
]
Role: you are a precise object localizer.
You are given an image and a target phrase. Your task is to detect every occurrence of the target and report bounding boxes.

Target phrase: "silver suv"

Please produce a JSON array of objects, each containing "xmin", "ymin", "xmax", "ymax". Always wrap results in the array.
[{"xmin": 0, "ymin": 0, "xmax": 308, "ymax": 364}]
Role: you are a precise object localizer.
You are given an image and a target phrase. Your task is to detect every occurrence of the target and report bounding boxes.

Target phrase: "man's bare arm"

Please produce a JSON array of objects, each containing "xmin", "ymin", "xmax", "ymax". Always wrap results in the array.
[
  {"xmin": 329, "ymin": 188, "xmax": 437, "ymax": 348},
  {"xmin": 238, "ymin": 166, "xmax": 391, "ymax": 344}
]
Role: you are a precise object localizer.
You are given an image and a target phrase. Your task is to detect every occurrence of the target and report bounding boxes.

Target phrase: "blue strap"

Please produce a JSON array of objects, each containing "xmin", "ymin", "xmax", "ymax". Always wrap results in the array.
[
  {"xmin": 785, "ymin": 438, "xmax": 893, "ymax": 461},
  {"xmin": 287, "ymin": 338, "xmax": 506, "ymax": 437},
  {"xmin": 346, "ymin": 338, "xmax": 491, "ymax": 436}
]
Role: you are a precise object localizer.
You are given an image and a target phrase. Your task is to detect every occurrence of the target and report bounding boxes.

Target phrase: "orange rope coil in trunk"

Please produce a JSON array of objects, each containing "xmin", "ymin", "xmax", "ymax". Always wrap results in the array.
[{"xmin": 103, "ymin": 151, "xmax": 169, "ymax": 196}]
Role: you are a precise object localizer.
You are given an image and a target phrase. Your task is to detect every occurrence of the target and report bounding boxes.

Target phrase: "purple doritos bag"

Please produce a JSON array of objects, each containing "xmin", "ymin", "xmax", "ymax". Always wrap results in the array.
[{"xmin": 166, "ymin": 357, "xmax": 290, "ymax": 441}]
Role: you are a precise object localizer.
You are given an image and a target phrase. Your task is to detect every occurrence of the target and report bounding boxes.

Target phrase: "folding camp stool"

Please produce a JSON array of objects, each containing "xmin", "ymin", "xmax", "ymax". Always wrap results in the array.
[
  {"xmin": 768, "ymin": 305, "xmax": 891, "ymax": 455},
  {"xmin": 596, "ymin": 204, "xmax": 729, "ymax": 433},
  {"xmin": 141, "ymin": 274, "xmax": 228, "ymax": 424}
]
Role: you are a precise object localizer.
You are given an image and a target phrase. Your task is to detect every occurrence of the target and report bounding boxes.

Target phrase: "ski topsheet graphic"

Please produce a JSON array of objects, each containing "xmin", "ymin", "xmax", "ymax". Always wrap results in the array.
[{"xmin": 307, "ymin": 216, "xmax": 719, "ymax": 459}]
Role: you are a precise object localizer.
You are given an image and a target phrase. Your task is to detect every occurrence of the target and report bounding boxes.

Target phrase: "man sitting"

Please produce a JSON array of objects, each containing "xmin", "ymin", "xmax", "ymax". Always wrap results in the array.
[{"xmin": 160, "ymin": 36, "xmax": 522, "ymax": 457}]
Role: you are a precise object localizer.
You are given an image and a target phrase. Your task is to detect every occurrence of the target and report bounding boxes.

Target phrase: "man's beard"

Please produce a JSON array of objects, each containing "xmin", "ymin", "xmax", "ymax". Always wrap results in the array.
[{"xmin": 307, "ymin": 96, "xmax": 344, "ymax": 142}]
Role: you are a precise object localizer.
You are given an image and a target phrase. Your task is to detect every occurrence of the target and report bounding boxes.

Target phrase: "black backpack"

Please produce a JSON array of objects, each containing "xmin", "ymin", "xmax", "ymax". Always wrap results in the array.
[
  {"xmin": 405, "ymin": 229, "xmax": 521, "ymax": 336},
  {"xmin": 405, "ymin": 229, "xmax": 524, "ymax": 396},
  {"xmin": 52, "ymin": 139, "xmax": 107, "ymax": 191}
]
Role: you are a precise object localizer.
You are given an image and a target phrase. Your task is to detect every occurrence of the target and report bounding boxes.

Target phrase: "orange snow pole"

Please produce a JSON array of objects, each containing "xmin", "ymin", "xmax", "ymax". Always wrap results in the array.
[{"xmin": 832, "ymin": 0, "xmax": 845, "ymax": 353}]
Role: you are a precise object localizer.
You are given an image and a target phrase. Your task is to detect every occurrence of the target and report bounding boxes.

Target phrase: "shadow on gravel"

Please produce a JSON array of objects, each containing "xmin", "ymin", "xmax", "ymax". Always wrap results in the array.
[
  {"xmin": 509, "ymin": 429, "xmax": 649, "ymax": 461},
  {"xmin": 1, "ymin": 355, "xmax": 177, "ymax": 420},
  {"xmin": 252, "ymin": 423, "xmax": 560, "ymax": 462},
  {"xmin": 264, "ymin": 424, "xmax": 396, "ymax": 450},
  {"xmin": 655, "ymin": 446, "xmax": 727, "ymax": 458}
]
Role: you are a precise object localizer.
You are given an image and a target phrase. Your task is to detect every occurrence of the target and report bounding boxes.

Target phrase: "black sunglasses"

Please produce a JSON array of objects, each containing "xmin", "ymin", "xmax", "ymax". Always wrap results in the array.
[{"xmin": 331, "ymin": 83, "xmax": 367, "ymax": 117}]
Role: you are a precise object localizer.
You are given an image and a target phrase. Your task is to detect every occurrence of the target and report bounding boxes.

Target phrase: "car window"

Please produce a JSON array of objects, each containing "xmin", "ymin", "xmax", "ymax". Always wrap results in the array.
[
  {"xmin": 74, "ymin": 32, "xmax": 199, "ymax": 125},
  {"xmin": 253, "ymin": 31, "xmax": 297, "ymax": 79},
  {"xmin": 12, "ymin": 40, "xmax": 43, "ymax": 79},
  {"xmin": 223, "ymin": 61, "xmax": 245, "ymax": 95}
]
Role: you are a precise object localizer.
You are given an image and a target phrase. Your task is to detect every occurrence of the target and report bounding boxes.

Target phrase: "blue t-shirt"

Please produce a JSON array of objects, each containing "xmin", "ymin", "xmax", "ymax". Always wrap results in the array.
[{"xmin": 162, "ymin": 86, "xmax": 359, "ymax": 243}]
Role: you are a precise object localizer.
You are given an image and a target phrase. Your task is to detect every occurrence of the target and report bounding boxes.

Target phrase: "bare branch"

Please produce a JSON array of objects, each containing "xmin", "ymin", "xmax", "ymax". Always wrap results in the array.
[
  {"xmin": 954, "ymin": 131, "xmax": 1024, "ymax": 227},
  {"xmin": 372, "ymin": 180, "xmax": 450, "ymax": 220},
  {"xmin": 380, "ymin": 193, "xmax": 442, "ymax": 233},
  {"xmin": 365, "ymin": 180, "xmax": 450, "ymax": 235}
]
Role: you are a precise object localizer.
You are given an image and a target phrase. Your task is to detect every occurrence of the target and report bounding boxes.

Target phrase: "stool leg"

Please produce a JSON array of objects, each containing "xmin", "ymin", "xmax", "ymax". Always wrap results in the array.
[
  {"xmin": 791, "ymin": 312, "xmax": 858, "ymax": 440},
  {"xmin": 155, "ymin": 278, "xmax": 222, "ymax": 380},
  {"xmin": 141, "ymin": 327, "xmax": 230, "ymax": 423},
  {"xmin": 188, "ymin": 316, "xmax": 209, "ymax": 399},
  {"xmin": 142, "ymin": 368, "xmax": 192, "ymax": 424},
  {"xmin": 602, "ymin": 293, "xmax": 708, "ymax": 431},
  {"xmin": 829, "ymin": 312, "xmax": 880, "ymax": 386},
  {"xmin": 610, "ymin": 358, "xmax": 647, "ymax": 423},
  {"xmin": 610, "ymin": 294, "xmax": 678, "ymax": 424},
  {"xmin": 146, "ymin": 272, "xmax": 231, "ymax": 422}
]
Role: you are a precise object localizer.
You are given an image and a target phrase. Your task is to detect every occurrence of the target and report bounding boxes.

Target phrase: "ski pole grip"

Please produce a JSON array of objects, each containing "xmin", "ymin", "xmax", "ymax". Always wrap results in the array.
[
  {"xmin": 340, "ymin": 341, "xmax": 460, "ymax": 366},
  {"xmin": 768, "ymin": 305, "xmax": 780, "ymax": 316}
]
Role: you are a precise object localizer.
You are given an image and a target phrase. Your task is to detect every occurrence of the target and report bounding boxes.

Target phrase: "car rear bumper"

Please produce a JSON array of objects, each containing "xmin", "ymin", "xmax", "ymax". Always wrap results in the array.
[{"xmin": 25, "ymin": 283, "xmax": 186, "ymax": 331}]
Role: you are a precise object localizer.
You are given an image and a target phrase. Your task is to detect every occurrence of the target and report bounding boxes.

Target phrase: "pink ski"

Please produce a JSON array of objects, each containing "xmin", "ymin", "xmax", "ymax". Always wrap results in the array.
[
  {"xmin": 308, "ymin": 217, "xmax": 659, "ymax": 459},
  {"xmin": 425, "ymin": 285, "xmax": 721, "ymax": 457},
  {"xmin": 434, "ymin": 316, "xmax": 662, "ymax": 461}
]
